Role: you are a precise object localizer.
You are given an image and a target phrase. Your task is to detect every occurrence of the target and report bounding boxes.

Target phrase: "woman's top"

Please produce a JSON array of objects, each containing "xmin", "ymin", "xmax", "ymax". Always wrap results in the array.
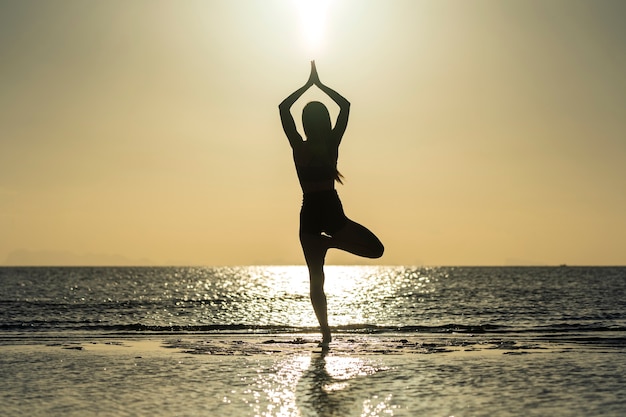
[
  {"xmin": 292, "ymin": 140, "xmax": 340, "ymax": 193},
  {"xmin": 296, "ymin": 163, "xmax": 337, "ymax": 183}
]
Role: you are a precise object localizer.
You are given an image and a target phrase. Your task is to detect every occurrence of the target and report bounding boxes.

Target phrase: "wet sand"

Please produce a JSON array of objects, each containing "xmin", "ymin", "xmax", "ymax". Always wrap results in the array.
[{"xmin": 1, "ymin": 334, "xmax": 625, "ymax": 416}]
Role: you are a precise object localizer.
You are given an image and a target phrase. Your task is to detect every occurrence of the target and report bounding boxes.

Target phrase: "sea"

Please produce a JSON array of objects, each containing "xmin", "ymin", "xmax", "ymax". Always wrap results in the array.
[{"xmin": 1, "ymin": 266, "xmax": 625, "ymax": 416}]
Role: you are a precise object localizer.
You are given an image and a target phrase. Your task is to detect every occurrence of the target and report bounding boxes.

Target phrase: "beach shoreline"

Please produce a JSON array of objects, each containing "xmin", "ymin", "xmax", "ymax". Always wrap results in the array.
[
  {"xmin": 0, "ymin": 331, "xmax": 575, "ymax": 357},
  {"xmin": 2, "ymin": 333, "xmax": 625, "ymax": 416}
]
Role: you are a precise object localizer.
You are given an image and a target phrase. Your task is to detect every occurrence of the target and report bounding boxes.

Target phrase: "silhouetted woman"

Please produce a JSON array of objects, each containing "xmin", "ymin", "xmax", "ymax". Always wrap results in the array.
[{"xmin": 279, "ymin": 61, "xmax": 384, "ymax": 346}]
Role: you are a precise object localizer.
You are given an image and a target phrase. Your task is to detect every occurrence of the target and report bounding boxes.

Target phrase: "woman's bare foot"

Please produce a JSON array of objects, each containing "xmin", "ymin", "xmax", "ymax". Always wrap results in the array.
[{"xmin": 319, "ymin": 329, "xmax": 332, "ymax": 347}]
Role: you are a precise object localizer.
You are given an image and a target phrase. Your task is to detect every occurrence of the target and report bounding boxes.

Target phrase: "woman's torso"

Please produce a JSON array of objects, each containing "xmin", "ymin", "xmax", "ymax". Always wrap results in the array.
[{"xmin": 293, "ymin": 140, "xmax": 338, "ymax": 194}]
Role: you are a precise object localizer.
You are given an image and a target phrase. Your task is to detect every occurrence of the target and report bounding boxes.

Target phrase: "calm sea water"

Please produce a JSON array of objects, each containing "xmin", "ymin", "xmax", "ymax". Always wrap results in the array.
[
  {"xmin": 1, "ymin": 266, "xmax": 625, "ymax": 339},
  {"xmin": 1, "ymin": 266, "xmax": 625, "ymax": 416}
]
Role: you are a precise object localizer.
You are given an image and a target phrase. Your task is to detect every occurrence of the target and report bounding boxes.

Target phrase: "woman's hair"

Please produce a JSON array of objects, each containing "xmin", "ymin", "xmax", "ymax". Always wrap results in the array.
[
  {"xmin": 302, "ymin": 101, "xmax": 344, "ymax": 184},
  {"xmin": 302, "ymin": 101, "xmax": 332, "ymax": 139}
]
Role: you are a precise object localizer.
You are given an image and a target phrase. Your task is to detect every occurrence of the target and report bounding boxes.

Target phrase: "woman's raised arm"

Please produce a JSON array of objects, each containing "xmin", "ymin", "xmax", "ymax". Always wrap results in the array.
[
  {"xmin": 279, "ymin": 84, "xmax": 307, "ymax": 147},
  {"xmin": 279, "ymin": 63, "xmax": 317, "ymax": 147},
  {"xmin": 312, "ymin": 62, "xmax": 350, "ymax": 143}
]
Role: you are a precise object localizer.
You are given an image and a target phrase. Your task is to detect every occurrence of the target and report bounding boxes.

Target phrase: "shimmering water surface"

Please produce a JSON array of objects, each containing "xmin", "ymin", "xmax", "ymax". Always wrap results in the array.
[
  {"xmin": 2, "ymin": 266, "xmax": 625, "ymax": 335},
  {"xmin": 1, "ymin": 266, "xmax": 625, "ymax": 416}
]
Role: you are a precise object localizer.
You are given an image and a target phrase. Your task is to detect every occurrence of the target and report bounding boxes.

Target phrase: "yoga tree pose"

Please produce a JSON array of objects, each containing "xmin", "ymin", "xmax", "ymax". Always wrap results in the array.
[{"xmin": 279, "ymin": 61, "xmax": 384, "ymax": 346}]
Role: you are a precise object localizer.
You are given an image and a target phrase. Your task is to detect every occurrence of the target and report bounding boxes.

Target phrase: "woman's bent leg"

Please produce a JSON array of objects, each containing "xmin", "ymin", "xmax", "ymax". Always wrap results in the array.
[
  {"xmin": 300, "ymin": 232, "xmax": 332, "ymax": 345},
  {"xmin": 331, "ymin": 219, "xmax": 384, "ymax": 259}
]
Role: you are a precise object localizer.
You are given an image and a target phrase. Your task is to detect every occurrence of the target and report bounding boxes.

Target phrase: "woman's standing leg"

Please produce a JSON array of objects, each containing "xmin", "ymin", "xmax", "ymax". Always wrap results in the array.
[{"xmin": 300, "ymin": 233, "xmax": 332, "ymax": 345}]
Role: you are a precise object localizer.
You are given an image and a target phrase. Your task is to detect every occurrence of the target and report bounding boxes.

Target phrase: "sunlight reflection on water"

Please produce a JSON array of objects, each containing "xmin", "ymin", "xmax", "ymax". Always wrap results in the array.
[
  {"xmin": 238, "ymin": 265, "xmax": 439, "ymax": 328},
  {"xmin": 155, "ymin": 265, "xmax": 442, "ymax": 329},
  {"xmin": 248, "ymin": 352, "xmax": 395, "ymax": 417}
]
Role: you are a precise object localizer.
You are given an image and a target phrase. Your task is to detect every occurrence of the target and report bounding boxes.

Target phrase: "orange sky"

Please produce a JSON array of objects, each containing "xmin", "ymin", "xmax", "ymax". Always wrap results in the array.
[{"xmin": 1, "ymin": 0, "xmax": 625, "ymax": 266}]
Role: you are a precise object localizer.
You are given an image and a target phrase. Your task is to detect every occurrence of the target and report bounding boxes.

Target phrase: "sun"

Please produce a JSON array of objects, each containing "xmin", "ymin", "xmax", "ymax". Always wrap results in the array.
[{"xmin": 294, "ymin": 0, "xmax": 332, "ymax": 56}]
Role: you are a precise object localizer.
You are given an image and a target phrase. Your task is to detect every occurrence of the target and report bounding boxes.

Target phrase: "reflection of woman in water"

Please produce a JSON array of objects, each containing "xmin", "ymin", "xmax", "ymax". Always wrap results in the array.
[{"xmin": 279, "ymin": 61, "xmax": 384, "ymax": 346}]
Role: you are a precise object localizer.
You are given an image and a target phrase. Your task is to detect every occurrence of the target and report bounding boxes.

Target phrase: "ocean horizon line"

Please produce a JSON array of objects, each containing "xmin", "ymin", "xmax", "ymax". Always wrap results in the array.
[{"xmin": 1, "ymin": 264, "xmax": 625, "ymax": 268}]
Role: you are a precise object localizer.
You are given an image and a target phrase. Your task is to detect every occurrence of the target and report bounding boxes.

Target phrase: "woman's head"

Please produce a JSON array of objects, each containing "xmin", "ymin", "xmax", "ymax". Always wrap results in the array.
[{"xmin": 302, "ymin": 101, "xmax": 331, "ymax": 139}]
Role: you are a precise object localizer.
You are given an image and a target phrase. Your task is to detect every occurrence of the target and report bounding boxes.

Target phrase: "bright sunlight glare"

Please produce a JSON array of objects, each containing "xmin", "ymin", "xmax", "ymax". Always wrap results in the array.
[{"xmin": 295, "ymin": 0, "xmax": 332, "ymax": 56}]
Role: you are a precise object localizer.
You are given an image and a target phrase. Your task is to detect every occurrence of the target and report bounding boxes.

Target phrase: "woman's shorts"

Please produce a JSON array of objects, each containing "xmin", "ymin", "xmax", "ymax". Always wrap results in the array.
[{"xmin": 300, "ymin": 190, "xmax": 348, "ymax": 235}]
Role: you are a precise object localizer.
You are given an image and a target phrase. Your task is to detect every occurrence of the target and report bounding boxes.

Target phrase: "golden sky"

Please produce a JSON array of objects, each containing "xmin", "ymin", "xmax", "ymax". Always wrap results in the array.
[{"xmin": 1, "ymin": 0, "xmax": 625, "ymax": 266}]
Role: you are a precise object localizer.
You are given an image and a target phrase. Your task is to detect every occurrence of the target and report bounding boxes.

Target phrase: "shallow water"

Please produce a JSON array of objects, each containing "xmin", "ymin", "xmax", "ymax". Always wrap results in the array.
[{"xmin": 1, "ymin": 335, "xmax": 624, "ymax": 417}]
